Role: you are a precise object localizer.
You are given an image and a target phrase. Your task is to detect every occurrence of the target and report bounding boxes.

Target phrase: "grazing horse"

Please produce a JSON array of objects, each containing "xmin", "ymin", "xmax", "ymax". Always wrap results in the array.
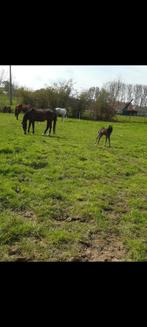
[
  {"xmin": 21, "ymin": 108, "xmax": 57, "ymax": 135},
  {"xmin": 55, "ymin": 107, "xmax": 67, "ymax": 122},
  {"xmin": 15, "ymin": 104, "xmax": 32, "ymax": 120},
  {"xmin": 96, "ymin": 125, "xmax": 113, "ymax": 147}
]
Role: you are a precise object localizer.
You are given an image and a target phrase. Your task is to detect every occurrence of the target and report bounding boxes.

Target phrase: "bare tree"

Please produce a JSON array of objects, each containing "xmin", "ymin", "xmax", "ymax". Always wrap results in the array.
[
  {"xmin": 105, "ymin": 80, "xmax": 120, "ymax": 98},
  {"xmin": 119, "ymin": 83, "xmax": 127, "ymax": 102},
  {"xmin": 142, "ymin": 85, "xmax": 147, "ymax": 107},
  {"xmin": 0, "ymin": 68, "xmax": 6, "ymax": 86},
  {"xmin": 133, "ymin": 84, "xmax": 143, "ymax": 106},
  {"xmin": 126, "ymin": 84, "xmax": 133, "ymax": 102}
]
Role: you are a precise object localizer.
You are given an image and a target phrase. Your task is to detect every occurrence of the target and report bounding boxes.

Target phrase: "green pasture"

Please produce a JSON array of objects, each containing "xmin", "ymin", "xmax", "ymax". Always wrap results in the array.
[{"xmin": 0, "ymin": 113, "xmax": 147, "ymax": 261}]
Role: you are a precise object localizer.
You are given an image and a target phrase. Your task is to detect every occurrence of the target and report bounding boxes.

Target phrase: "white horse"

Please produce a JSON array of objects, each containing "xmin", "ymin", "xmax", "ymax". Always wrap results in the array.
[{"xmin": 55, "ymin": 108, "xmax": 67, "ymax": 122}]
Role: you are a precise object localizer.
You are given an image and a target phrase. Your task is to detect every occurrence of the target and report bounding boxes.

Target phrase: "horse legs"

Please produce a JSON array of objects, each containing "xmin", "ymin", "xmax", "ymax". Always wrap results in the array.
[
  {"xmin": 48, "ymin": 121, "xmax": 52, "ymax": 136},
  {"xmin": 46, "ymin": 121, "xmax": 52, "ymax": 136},
  {"xmin": 105, "ymin": 136, "xmax": 111, "ymax": 147},
  {"xmin": 43, "ymin": 121, "xmax": 50, "ymax": 135},
  {"xmin": 105, "ymin": 136, "xmax": 107, "ymax": 146},
  {"xmin": 28, "ymin": 120, "xmax": 31, "ymax": 133},
  {"xmin": 96, "ymin": 134, "xmax": 102, "ymax": 144},
  {"xmin": 32, "ymin": 121, "xmax": 35, "ymax": 134}
]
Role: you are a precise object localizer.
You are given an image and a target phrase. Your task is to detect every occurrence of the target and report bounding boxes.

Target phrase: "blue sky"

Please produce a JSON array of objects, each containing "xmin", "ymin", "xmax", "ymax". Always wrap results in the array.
[{"xmin": 1, "ymin": 65, "xmax": 147, "ymax": 91}]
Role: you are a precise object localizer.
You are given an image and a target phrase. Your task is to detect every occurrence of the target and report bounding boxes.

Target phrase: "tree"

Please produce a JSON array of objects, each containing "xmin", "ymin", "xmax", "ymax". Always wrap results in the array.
[
  {"xmin": 126, "ymin": 84, "xmax": 133, "ymax": 102},
  {"xmin": 0, "ymin": 69, "xmax": 6, "ymax": 86},
  {"xmin": 104, "ymin": 80, "xmax": 123, "ymax": 102},
  {"xmin": 133, "ymin": 84, "xmax": 143, "ymax": 106},
  {"xmin": 15, "ymin": 87, "xmax": 34, "ymax": 105},
  {"xmin": 53, "ymin": 79, "xmax": 74, "ymax": 107},
  {"xmin": 93, "ymin": 89, "xmax": 116, "ymax": 121}
]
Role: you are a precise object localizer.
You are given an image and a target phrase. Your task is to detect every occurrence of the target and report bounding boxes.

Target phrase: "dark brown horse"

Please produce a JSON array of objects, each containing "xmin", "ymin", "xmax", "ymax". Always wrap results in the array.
[
  {"xmin": 15, "ymin": 104, "xmax": 32, "ymax": 120},
  {"xmin": 96, "ymin": 125, "xmax": 113, "ymax": 147},
  {"xmin": 21, "ymin": 108, "xmax": 57, "ymax": 135}
]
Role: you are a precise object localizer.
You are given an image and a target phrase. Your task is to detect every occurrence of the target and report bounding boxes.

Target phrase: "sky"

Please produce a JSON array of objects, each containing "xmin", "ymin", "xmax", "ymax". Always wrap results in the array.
[{"xmin": 1, "ymin": 65, "xmax": 147, "ymax": 92}]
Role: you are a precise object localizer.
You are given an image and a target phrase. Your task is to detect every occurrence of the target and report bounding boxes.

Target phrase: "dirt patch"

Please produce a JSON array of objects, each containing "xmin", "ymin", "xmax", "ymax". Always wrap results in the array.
[
  {"xmin": 66, "ymin": 216, "xmax": 89, "ymax": 223},
  {"xmin": 52, "ymin": 212, "xmax": 90, "ymax": 222},
  {"xmin": 21, "ymin": 210, "xmax": 37, "ymax": 221},
  {"xmin": 83, "ymin": 238, "xmax": 125, "ymax": 261},
  {"xmin": 51, "ymin": 211, "xmax": 69, "ymax": 221},
  {"xmin": 8, "ymin": 246, "xmax": 22, "ymax": 256},
  {"xmin": 70, "ymin": 232, "xmax": 127, "ymax": 262},
  {"xmin": 80, "ymin": 234, "xmax": 126, "ymax": 261}
]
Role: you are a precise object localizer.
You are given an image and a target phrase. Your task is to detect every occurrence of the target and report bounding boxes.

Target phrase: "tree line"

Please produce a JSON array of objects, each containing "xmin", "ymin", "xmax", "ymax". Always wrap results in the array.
[{"xmin": 1, "ymin": 71, "xmax": 147, "ymax": 120}]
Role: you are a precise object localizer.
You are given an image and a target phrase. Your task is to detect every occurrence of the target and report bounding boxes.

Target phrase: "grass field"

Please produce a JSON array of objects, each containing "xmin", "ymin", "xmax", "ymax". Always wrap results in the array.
[{"xmin": 0, "ymin": 113, "xmax": 147, "ymax": 261}]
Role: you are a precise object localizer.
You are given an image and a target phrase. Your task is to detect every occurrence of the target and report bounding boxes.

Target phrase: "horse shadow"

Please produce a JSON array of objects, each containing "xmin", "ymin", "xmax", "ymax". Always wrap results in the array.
[{"xmin": 42, "ymin": 134, "xmax": 67, "ymax": 141}]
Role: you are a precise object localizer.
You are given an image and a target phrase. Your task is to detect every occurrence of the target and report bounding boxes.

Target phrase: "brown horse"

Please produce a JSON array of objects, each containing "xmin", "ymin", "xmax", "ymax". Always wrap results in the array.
[
  {"xmin": 21, "ymin": 108, "xmax": 57, "ymax": 135},
  {"xmin": 15, "ymin": 104, "xmax": 32, "ymax": 120},
  {"xmin": 96, "ymin": 125, "xmax": 113, "ymax": 147}
]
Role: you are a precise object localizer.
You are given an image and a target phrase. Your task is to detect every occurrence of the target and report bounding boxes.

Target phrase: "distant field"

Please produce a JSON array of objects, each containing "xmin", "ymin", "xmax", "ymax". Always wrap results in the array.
[
  {"xmin": 116, "ymin": 114, "xmax": 147, "ymax": 123},
  {"xmin": 0, "ymin": 113, "xmax": 147, "ymax": 261}
]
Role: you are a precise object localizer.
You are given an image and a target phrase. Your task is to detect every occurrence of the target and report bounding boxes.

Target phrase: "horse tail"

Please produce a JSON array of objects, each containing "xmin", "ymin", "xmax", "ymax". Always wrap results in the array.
[
  {"xmin": 53, "ymin": 113, "xmax": 57, "ymax": 134},
  {"xmin": 15, "ymin": 107, "xmax": 18, "ymax": 120}
]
